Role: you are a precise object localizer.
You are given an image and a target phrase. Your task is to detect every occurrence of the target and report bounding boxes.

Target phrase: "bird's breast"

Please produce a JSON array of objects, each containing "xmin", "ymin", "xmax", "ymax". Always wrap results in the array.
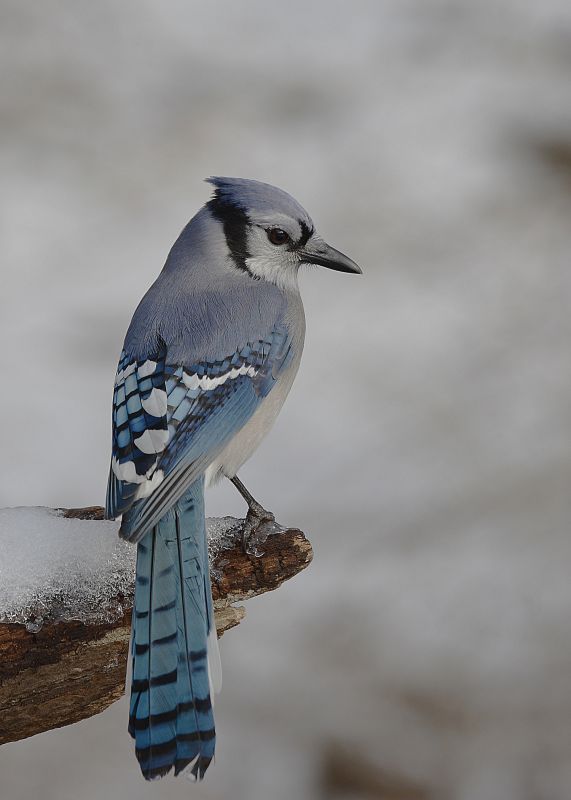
[{"xmin": 205, "ymin": 323, "xmax": 304, "ymax": 485}]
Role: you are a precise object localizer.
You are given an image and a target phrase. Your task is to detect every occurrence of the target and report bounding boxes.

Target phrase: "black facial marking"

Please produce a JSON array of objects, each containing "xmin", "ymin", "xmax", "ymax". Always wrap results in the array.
[
  {"xmin": 297, "ymin": 219, "xmax": 314, "ymax": 248},
  {"xmin": 207, "ymin": 195, "xmax": 253, "ymax": 275}
]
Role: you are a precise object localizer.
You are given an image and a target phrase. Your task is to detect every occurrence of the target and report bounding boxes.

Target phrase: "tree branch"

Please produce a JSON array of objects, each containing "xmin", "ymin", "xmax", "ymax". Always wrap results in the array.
[{"xmin": 0, "ymin": 506, "xmax": 312, "ymax": 745}]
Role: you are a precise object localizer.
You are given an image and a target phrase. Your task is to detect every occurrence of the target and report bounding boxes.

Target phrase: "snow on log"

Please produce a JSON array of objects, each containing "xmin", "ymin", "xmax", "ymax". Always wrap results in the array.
[{"xmin": 0, "ymin": 506, "xmax": 312, "ymax": 745}]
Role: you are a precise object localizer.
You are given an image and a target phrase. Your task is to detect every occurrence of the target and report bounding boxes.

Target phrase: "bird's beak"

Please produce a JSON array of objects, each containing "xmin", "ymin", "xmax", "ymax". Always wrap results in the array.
[{"xmin": 300, "ymin": 240, "xmax": 362, "ymax": 274}]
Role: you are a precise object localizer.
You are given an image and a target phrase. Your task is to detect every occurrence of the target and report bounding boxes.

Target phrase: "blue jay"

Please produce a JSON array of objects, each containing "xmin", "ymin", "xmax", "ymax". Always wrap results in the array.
[{"xmin": 105, "ymin": 177, "xmax": 361, "ymax": 781}]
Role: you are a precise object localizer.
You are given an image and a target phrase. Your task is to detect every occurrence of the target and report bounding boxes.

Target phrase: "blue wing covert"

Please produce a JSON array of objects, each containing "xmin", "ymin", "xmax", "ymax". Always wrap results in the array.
[{"xmin": 105, "ymin": 327, "xmax": 293, "ymax": 538}]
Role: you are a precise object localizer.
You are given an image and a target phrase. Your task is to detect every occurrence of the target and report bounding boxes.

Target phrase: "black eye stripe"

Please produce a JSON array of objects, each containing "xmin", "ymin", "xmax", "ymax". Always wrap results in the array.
[
  {"xmin": 207, "ymin": 196, "xmax": 253, "ymax": 275},
  {"xmin": 265, "ymin": 221, "xmax": 314, "ymax": 249},
  {"xmin": 297, "ymin": 220, "xmax": 314, "ymax": 248}
]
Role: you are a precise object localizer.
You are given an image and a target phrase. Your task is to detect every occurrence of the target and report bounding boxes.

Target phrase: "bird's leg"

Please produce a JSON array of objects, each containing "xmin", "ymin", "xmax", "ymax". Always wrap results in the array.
[{"xmin": 230, "ymin": 475, "xmax": 276, "ymax": 554}]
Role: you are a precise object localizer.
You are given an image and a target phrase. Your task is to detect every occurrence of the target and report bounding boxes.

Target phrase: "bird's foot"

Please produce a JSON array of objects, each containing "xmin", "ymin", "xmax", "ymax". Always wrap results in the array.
[{"xmin": 242, "ymin": 501, "xmax": 278, "ymax": 556}]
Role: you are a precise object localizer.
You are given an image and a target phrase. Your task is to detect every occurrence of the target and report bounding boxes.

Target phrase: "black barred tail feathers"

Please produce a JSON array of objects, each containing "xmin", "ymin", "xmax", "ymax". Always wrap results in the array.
[{"xmin": 128, "ymin": 478, "xmax": 219, "ymax": 780}]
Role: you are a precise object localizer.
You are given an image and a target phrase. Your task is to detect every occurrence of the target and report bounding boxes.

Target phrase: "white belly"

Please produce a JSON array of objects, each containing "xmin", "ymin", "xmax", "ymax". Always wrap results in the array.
[{"xmin": 205, "ymin": 350, "xmax": 301, "ymax": 485}]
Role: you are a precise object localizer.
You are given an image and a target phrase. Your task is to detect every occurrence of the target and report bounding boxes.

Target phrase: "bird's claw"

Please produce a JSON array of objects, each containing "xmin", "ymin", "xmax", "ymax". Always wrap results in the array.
[{"xmin": 241, "ymin": 505, "xmax": 276, "ymax": 556}]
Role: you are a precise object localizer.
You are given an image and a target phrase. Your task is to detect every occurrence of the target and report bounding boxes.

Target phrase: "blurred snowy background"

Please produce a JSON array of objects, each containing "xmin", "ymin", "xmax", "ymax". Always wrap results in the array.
[{"xmin": 1, "ymin": 1, "xmax": 571, "ymax": 798}]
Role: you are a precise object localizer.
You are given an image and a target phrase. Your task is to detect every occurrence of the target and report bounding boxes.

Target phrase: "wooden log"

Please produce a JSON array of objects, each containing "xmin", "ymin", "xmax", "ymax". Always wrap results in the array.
[{"xmin": 0, "ymin": 506, "xmax": 312, "ymax": 745}]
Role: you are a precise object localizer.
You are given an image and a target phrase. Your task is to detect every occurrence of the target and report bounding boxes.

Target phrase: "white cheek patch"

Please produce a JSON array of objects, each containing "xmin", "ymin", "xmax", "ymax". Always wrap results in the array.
[{"xmin": 245, "ymin": 254, "xmax": 301, "ymax": 292}]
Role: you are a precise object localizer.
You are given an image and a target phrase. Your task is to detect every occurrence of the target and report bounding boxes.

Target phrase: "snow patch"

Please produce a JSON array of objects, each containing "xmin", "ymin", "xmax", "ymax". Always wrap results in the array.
[{"xmin": 0, "ymin": 507, "xmax": 243, "ymax": 630}]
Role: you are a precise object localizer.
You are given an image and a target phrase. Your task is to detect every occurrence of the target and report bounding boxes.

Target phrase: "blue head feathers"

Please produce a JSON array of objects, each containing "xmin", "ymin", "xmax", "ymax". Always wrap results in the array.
[{"xmin": 206, "ymin": 176, "xmax": 314, "ymax": 231}]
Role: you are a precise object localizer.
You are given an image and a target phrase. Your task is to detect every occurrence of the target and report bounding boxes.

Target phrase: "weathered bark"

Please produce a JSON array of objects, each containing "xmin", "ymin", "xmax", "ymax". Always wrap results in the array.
[{"xmin": 0, "ymin": 506, "xmax": 312, "ymax": 746}]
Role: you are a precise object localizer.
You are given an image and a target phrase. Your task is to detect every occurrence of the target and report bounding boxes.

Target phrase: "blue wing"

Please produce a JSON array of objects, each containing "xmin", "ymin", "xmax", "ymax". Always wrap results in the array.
[
  {"xmin": 106, "ymin": 350, "xmax": 169, "ymax": 518},
  {"xmin": 106, "ymin": 326, "xmax": 293, "ymax": 542}
]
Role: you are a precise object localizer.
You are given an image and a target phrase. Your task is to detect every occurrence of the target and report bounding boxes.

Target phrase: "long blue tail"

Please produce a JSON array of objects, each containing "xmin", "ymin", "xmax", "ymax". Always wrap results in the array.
[{"xmin": 127, "ymin": 477, "xmax": 219, "ymax": 780}]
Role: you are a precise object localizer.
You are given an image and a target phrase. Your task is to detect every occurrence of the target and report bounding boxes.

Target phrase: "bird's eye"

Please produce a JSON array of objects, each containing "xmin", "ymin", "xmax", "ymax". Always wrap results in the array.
[{"xmin": 267, "ymin": 228, "xmax": 290, "ymax": 246}]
